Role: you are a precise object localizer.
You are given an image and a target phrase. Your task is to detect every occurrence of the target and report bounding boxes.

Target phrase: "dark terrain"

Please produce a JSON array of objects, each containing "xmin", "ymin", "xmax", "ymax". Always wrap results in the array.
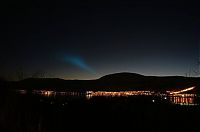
[{"xmin": 0, "ymin": 72, "xmax": 200, "ymax": 131}]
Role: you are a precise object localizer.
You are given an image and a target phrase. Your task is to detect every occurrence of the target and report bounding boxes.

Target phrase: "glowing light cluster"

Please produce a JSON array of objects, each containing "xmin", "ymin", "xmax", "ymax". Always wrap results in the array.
[
  {"xmin": 86, "ymin": 91, "xmax": 153, "ymax": 98},
  {"xmin": 16, "ymin": 86, "xmax": 198, "ymax": 106},
  {"xmin": 170, "ymin": 86, "xmax": 195, "ymax": 94},
  {"xmin": 33, "ymin": 90, "xmax": 85, "ymax": 97}
]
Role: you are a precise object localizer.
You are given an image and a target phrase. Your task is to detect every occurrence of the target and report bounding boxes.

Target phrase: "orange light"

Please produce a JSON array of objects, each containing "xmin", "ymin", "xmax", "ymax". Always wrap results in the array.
[{"xmin": 170, "ymin": 86, "xmax": 195, "ymax": 94}]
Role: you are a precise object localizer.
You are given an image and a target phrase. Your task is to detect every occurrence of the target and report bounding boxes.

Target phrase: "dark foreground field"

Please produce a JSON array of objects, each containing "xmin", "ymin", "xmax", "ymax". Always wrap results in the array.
[{"xmin": 0, "ymin": 92, "xmax": 199, "ymax": 132}]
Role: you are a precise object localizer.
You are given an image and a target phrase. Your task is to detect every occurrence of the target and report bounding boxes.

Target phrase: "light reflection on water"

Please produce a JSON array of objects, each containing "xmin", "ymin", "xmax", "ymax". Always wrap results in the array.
[
  {"xmin": 17, "ymin": 89, "xmax": 199, "ymax": 106},
  {"xmin": 86, "ymin": 91, "xmax": 198, "ymax": 105},
  {"xmin": 169, "ymin": 95, "xmax": 195, "ymax": 105}
]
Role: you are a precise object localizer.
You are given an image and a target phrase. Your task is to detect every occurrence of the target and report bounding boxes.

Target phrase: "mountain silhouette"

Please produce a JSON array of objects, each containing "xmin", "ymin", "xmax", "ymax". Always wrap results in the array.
[
  {"xmin": 98, "ymin": 72, "xmax": 145, "ymax": 81},
  {"xmin": 4, "ymin": 72, "xmax": 200, "ymax": 92}
]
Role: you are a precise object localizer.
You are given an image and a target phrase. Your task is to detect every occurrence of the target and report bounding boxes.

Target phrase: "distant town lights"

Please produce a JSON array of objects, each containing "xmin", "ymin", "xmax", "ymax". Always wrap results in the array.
[{"xmin": 170, "ymin": 86, "xmax": 195, "ymax": 94}]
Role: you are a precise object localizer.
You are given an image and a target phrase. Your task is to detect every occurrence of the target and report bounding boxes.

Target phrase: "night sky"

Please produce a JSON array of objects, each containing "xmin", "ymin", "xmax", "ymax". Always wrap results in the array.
[{"xmin": 1, "ymin": 0, "xmax": 200, "ymax": 80}]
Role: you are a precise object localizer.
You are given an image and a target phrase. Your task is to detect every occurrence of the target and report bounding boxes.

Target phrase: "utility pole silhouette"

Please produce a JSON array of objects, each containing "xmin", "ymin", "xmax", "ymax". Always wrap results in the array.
[
  {"xmin": 195, "ymin": 42, "xmax": 200, "ymax": 77},
  {"xmin": 197, "ymin": 42, "xmax": 200, "ymax": 76},
  {"xmin": 193, "ymin": 42, "xmax": 200, "ymax": 77},
  {"xmin": 185, "ymin": 43, "xmax": 200, "ymax": 77}
]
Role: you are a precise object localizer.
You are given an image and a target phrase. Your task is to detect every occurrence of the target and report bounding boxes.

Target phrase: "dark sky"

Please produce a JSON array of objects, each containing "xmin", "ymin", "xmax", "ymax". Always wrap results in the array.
[{"xmin": 1, "ymin": 0, "xmax": 200, "ymax": 80}]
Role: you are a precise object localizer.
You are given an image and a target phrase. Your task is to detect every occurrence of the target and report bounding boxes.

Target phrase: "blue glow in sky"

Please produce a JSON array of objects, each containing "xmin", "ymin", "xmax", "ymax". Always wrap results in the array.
[
  {"xmin": 1, "ymin": 1, "xmax": 199, "ymax": 80},
  {"xmin": 64, "ymin": 55, "xmax": 95, "ymax": 74}
]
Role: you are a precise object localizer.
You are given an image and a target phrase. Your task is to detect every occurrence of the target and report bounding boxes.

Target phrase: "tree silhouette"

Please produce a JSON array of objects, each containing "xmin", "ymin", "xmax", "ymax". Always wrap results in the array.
[
  {"xmin": 31, "ymin": 71, "xmax": 47, "ymax": 78},
  {"xmin": 16, "ymin": 68, "xmax": 26, "ymax": 81}
]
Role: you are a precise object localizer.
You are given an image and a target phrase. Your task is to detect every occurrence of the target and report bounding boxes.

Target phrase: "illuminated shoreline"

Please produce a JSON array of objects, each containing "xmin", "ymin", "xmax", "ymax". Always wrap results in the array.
[{"xmin": 16, "ymin": 86, "xmax": 199, "ymax": 106}]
